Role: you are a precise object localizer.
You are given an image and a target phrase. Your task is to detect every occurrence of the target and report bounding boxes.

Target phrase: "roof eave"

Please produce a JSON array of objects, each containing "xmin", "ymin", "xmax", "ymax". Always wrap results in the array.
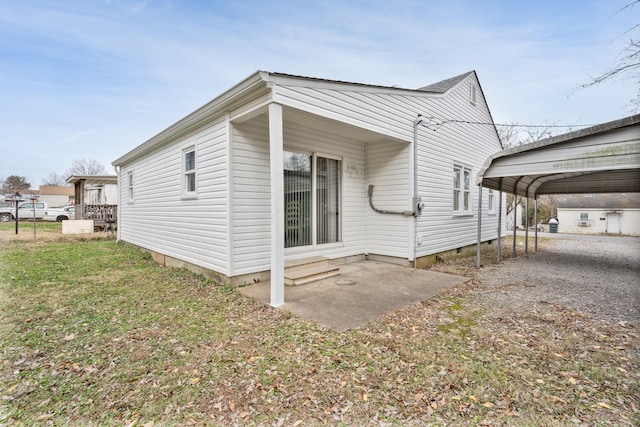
[{"xmin": 112, "ymin": 71, "xmax": 269, "ymax": 167}]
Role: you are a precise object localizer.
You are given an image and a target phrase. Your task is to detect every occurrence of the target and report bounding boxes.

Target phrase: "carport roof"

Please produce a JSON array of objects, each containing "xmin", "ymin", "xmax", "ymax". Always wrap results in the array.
[{"xmin": 477, "ymin": 114, "xmax": 640, "ymax": 197}]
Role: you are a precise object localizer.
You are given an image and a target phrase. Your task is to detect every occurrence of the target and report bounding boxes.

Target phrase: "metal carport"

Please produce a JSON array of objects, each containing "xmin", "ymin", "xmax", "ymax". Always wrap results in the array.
[{"xmin": 475, "ymin": 114, "xmax": 640, "ymax": 267}]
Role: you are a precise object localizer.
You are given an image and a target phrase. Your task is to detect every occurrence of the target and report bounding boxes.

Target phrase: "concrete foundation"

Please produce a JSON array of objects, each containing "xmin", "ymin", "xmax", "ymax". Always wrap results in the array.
[
  {"xmin": 137, "ymin": 239, "xmax": 495, "ymax": 285},
  {"xmin": 62, "ymin": 220, "xmax": 94, "ymax": 234}
]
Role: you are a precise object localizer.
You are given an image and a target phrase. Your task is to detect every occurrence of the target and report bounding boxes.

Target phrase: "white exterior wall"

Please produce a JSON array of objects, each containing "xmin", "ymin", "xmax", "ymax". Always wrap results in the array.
[
  {"xmin": 557, "ymin": 208, "xmax": 640, "ymax": 236},
  {"xmin": 231, "ymin": 115, "xmax": 367, "ymax": 276},
  {"xmin": 271, "ymin": 73, "xmax": 503, "ymax": 259},
  {"xmin": 115, "ymin": 72, "xmax": 504, "ymax": 279},
  {"xmin": 40, "ymin": 194, "xmax": 72, "ymax": 208},
  {"xmin": 415, "ymin": 80, "xmax": 504, "ymax": 255},
  {"xmin": 366, "ymin": 140, "xmax": 412, "ymax": 258},
  {"xmin": 118, "ymin": 117, "xmax": 230, "ymax": 274}
]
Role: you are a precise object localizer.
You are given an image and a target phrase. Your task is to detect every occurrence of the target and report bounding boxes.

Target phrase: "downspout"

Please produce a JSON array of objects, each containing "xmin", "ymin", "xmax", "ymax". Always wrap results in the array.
[
  {"xmin": 497, "ymin": 178, "xmax": 503, "ymax": 262},
  {"xmin": 412, "ymin": 115, "xmax": 422, "ymax": 268},
  {"xmin": 113, "ymin": 165, "xmax": 121, "ymax": 242},
  {"xmin": 367, "ymin": 115, "xmax": 424, "ymax": 268}
]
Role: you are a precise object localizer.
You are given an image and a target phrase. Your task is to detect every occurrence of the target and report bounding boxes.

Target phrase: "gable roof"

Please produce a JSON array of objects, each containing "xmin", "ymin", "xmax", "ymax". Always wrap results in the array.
[
  {"xmin": 113, "ymin": 70, "xmax": 484, "ymax": 167},
  {"xmin": 557, "ymin": 193, "xmax": 640, "ymax": 209},
  {"xmin": 417, "ymin": 71, "xmax": 475, "ymax": 93}
]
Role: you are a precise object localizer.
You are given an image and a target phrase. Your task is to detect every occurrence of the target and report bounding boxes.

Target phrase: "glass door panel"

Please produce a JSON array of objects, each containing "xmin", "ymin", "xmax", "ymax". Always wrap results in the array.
[{"xmin": 284, "ymin": 152, "xmax": 312, "ymax": 248}]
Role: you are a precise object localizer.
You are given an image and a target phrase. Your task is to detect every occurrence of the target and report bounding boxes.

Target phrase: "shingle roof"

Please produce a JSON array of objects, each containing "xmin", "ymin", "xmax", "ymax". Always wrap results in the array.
[
  {"xmin": 268, "ymin": 70, "xmax": 474, "ymax": 93},
  {"xmin": 417, "ymin": 71, "xmax": 475, "ymax": 93},
  {"xmin": 557, "ymin": 193, "xmax": 640, "ymax": 209}
]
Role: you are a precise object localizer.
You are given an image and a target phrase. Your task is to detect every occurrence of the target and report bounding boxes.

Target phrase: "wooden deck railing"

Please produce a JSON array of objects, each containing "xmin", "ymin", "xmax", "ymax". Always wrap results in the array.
[{"xmin": 83, "ymin": 204, "xmax": 117, "ymax": 230}]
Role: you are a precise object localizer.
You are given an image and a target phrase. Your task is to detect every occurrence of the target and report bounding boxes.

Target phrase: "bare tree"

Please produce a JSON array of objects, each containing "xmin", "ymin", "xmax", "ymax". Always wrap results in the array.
[
  {"xmin": 497, "ymin": 124, "xmax": 562, "ymax": 222},
  {"xmin": 42, "ymin": 172, "xmax": 69, "ymax": 186},
  {"xmin": 66, "ymin": 158, "xmax": 107, "ymax": 176},
  {"xmin": 583, "ymin": 1, "xmax": 639, "ymax": 110},
  {"xmin": 495, "ymin": 121, "xmax": 522, "ymax": 149}
]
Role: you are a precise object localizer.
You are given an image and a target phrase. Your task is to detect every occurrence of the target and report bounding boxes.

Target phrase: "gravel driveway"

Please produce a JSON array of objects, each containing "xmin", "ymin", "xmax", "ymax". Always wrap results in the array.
[{"xmin": 478, "ymin": 234, "xmax": 640, "ymax": 325}]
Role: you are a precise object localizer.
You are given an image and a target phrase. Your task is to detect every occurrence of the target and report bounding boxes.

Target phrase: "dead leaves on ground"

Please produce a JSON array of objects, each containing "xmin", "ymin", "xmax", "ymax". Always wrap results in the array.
[{"xmin": 1, "ymin": 240, "xmax": 638, "ymax": 426}]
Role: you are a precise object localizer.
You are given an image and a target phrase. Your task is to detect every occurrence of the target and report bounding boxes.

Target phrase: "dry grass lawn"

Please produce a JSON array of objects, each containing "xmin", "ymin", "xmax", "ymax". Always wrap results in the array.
[{"xmin": 1, "ymin": 227, "xmax": 638, "ymax": 425}]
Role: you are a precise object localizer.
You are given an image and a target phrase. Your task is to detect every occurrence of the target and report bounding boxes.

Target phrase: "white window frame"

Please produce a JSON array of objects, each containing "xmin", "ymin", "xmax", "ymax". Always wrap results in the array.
[
  {"xmin": 470, "ymin": 82, "xmax": 477, "ymax": 105},
  {"xmin": 182, "ymin": 146, "xmax": 197, "ymax": 198},
  {"xmin": 453, "ymin": 163, "xmax": 473, "ymax": 215},
  {"xmin": 488, "ymin": 189, "xmax": 496, "ymax": 215},
  {"xmin": 284, "ymin": 148, "xmax": 343, "ymax": 250},
  {"xmin": 127, "ymin": 171, "xmax": 134, "ymax": 202}
]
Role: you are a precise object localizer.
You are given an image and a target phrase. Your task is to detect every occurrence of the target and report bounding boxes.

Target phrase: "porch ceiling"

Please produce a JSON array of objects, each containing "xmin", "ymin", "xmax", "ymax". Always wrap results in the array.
[
  {"xmin": 67, "ymin": 175, "xmax": 118, "ymax": 187},
  {"xmin": 282, "ymin": 106, "xmax": 407, "ymax": 144},
  {"xmin": 477, "ymin": 115, "xmax": 640, "ymax": 197}
]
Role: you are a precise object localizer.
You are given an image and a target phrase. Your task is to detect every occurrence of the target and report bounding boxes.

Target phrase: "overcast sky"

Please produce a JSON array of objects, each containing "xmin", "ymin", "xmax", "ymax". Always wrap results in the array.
[{"xmin": 1, "ymin": 0, "xmax": 637, "ymax": 186}]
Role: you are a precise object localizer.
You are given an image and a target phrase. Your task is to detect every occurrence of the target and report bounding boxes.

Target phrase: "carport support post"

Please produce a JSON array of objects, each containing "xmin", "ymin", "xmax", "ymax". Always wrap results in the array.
[
  {"xmin": 476, "ymin": 185, "xmax": 483, "ymax": 268},
  {"xmin": 534, "ymin": 196, "xmax": 538, "ymax": 251},
  {"xmin": 497, "ymin": 179, "xmax": 503, "ymax": 262},
  {"xmin": 269, "ymin": 103, "xmax": 285, "ymax": 307},
  {"xmin": 524, "ymin": 197, "xmax": 529, "ymax": 254},
  {"xmin": 512, "ymin": 193, "xmax": 517, "ymax": 258}
]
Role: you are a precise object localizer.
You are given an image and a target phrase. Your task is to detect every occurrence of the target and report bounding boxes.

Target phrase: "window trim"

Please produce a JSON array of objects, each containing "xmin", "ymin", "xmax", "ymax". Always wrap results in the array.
[
  {"xmin": 182, "ymin": 146, "xmax": 197, "ymax": 198},
  {"xmin": 127, "ymin": 170, "xmax": 134, "ymax": 203},
  {"xmin": 283, "ymin": 148, "xmax": 343, "ymax": 250},
  {"xmin": 453, "ymin": 163, "xmax": 473, "ymax": 216},
  {"xmin": 488, "ymin": 189, "xmax": 496, "ymax": 215}
]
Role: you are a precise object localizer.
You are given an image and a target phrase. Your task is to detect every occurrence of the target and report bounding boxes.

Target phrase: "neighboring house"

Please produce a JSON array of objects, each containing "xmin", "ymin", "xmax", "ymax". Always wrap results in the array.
[
  {"xmin": 557, "ymin": 193, "xmax": 640, "ymax": 236},
  {"xmin": 112, "ymin": 70, "xmax": 504, "ymax": 302},
  {"xmin": 39, "ymin": 185, "xmax": 75, "ymax": 207},
  {"xmin": 505, "ymin": 203, "xmax": 523, "ymax": 230}
]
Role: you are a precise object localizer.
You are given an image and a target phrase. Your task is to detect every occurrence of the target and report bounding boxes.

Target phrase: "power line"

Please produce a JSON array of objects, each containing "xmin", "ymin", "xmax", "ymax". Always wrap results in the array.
[{"xmin": 418, "ymin": 116, "xmax": 598, "ymax": 132}]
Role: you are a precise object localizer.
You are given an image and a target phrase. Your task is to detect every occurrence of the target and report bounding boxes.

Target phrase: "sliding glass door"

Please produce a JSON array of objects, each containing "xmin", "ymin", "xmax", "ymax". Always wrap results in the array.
[{"xmin": 284, "ymin": 151, "xmax": 341, "ymax": 248}]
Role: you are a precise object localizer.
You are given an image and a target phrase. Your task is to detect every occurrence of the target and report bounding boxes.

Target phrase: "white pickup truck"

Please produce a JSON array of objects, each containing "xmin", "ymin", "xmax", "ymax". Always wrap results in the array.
[
  {"xmin": 43, "ymin": 205, "xmax": 76, "ymax": 222},
  {"xmin": 0, "ymin": 202, "xmax": 49, "ymax": 222}
]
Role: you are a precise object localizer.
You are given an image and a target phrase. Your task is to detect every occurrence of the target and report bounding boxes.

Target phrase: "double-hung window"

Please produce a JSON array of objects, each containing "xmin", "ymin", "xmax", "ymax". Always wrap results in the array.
[
  {"xmin": 453, "ymin": 164, "xmax": 472, "ymax": 214},
  {"xmin": 488, "ymin": 189, "xmax": 495, "ymax": 214},
  {"xmin": 127, "ymin": 171, "xmax": 134, "ymax": 201},
  {"xmin": 183, "ymin": 147, "xmax": 197, "ymax": 195}
]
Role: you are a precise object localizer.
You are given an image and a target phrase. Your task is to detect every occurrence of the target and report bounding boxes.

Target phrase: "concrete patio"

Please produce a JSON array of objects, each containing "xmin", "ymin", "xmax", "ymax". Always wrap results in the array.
[{"xmin": 238, "ymin": 260, "xmax": 469, "ymax": 331}]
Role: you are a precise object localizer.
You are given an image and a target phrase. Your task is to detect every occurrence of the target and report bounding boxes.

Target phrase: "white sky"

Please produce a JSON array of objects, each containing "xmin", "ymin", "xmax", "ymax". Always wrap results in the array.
[{"xmin": 1, "ymin": 0, "xmax": 637, "ymax": 186}]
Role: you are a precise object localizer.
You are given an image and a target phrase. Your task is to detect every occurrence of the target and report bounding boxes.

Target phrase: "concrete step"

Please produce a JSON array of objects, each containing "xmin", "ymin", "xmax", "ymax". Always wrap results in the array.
[
  {"xmin": 284, "ymin": 264, "xmax": 340, "ymax": 286},
  {"xmin": 285, "ymin": 255, "xmax": 330, "ymax": 271}
]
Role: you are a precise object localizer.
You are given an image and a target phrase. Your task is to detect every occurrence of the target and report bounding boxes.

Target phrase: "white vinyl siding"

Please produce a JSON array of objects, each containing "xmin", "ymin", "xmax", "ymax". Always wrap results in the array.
[
  {"xmin": 488, "ymin": 189, "xmax": 495, "ymax": 214},
  {"xmin": 127, "ymin": 171, "xmax": 134, "ymax": 202},
  {"xmin": 183, "ymin": 147, "xmax": 197, "ymax": 195},
  {"xmin": 231, "ymin": 114, "xmax": 366, "ymax": 276},
  {"xmin": 118, "ymin": 117, "xmax": 229, "ymax": 275},
  {"xmin": 453, "ymin": 164, "xmax": 472, "ymax": 215},
  {"xmin": 116, "ymin": 71, "xmax": 504, "ymax": 278},
  {"xmin": 413, "ymin": 76, "xmax": 504, "ymax": 256},
  {"xmin": 366, "ymin": 140, "xmax": 411, "ymax": 258}
]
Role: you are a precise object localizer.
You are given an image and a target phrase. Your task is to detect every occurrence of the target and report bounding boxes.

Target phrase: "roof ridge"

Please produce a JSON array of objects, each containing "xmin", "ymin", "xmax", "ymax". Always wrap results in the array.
[{"xmin": 417, "ymin": 71, "xmax": 475, "ymax": 93}]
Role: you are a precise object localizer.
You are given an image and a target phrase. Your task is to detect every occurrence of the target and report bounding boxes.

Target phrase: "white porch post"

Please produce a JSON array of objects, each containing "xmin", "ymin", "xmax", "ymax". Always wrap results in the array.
[
  {"xmin": 497, "ymin": 179, "xmax": 503, "ymax": 262},
  {"xmin": 476, "ymin": 185, "xmax": 483, "ymax": 268},
  {"xmin": 269, "ymin": 103, "xmax": 285, "ymax": 307}
]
